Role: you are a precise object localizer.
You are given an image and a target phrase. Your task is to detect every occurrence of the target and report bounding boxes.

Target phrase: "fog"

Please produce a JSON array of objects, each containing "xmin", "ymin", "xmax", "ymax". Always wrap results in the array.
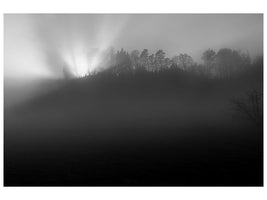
[
  {"xmin": 4, "ymin": 14, "xmax": 263, "ymax": 106},
  {"xmin": 4, "ymin": 14, "xmax": 263, "ymax": 186}
]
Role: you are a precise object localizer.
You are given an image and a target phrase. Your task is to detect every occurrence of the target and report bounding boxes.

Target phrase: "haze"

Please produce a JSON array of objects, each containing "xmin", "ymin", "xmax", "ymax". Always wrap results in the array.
[{"xmin": 4, "ymin": 14, "xmax": 263, "ymax": 106}]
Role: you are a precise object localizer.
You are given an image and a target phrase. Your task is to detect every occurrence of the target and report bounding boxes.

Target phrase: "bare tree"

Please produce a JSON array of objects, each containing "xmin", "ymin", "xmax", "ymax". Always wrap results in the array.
[{"xmin": 231, "ymin": 89, "xmax": 263, "ymax": 129}]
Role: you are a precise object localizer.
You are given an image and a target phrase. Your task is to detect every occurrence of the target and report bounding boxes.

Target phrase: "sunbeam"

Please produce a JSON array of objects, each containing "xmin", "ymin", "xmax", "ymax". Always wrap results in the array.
[{"xmin": 4, "ymin": 13, "xmax": 263, "ymax": 187}]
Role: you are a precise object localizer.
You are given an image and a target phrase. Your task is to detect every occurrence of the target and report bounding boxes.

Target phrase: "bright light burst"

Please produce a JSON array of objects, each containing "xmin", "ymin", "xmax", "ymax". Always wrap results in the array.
[
  {"xmin": 61, "ymin": 44, "xmax": 101, "ymax": 77},
  {"xmin": 72, "ymin": 45, "xmax": 91, "ymax": 77},
  {"xmin": 60, "ymin": 16, "xmax": 128, "ymax": 78}
]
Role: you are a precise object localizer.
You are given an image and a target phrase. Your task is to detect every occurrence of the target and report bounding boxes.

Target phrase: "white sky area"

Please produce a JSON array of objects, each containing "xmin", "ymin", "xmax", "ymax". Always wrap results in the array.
[{"xmin": 4, "ymin": 14, "xmax": 263, "ymax": 79}]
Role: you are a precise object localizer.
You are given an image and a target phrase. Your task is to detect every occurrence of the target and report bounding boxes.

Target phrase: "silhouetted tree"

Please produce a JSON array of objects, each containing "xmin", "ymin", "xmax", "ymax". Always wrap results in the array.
[
  {"xmin": 215, "ymin": 48, "xmax": 247, "ymax": 78},
  {"xmin": 202, "ymin": 49, "xmax": 216, "ymax": 75},
  {"xmin": 155, "ymin": 50, "xmax": 166, "ymax": 71},
  {"xmin": 169, "ymin": 62, "xmax": 179, "ymax": 70},
  {"xmin": 130, "ymin": 50, "xmax": 140, "ymax": 70},
  {"xmin": 187, "ymin": 62, "xmax": 199, "ymax": 73},
  {"xmin": 177, "ymin": 53, "xmax": 194, "ymax": 71},
  {"xmin": 171, "ymin": 55, "xmax": 179, "ymax": 66},
  {"xmin": 161, "ymin": 58, "xmax": 171, "ymax": 70},
  {"xmin": 140, "ymin": 49, "xmax": 149, "ymax": 70},
  {"xmin": 148, "ymin": 54, "xmax": 155, "ymax": 71},
  {"xmin": 112, "ymin": 48, "xmax": 132, "ymax": 75},
  {"xmin": 231, "ymin": 89, "xmax": 263, "ymax": 129},
  {"xmin": 95, "ymin": 47, "xmax": 255, "ymax": 78}
]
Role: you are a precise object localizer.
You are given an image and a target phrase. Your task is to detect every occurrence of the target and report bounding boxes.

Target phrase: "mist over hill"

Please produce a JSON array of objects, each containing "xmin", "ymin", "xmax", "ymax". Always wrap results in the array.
[
  {"xmin": 5, "ymin": 54, "xmax": 263, "ymax": 186},
  {"xmin": 4, "ymin": 14, "xmax": 263, "ymax": 186}
]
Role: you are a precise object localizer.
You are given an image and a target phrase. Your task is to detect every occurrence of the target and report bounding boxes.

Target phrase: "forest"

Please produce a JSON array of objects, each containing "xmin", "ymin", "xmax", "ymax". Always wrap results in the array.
[{"xmin": 66, "ymin": 47, "xmax": 256, "ymax": 78}]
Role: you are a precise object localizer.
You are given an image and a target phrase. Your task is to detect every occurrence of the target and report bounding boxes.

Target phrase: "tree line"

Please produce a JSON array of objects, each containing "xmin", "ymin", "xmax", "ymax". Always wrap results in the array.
[{"xmin": 89, "ymin": 47, "xmax": 262, "ymax": 79}]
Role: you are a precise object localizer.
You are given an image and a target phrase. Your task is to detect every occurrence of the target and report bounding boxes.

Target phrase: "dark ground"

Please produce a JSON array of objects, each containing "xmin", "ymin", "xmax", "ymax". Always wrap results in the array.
[{"xmin": 4, "ymin": 69, "xmax": 263, "ymax": 186}]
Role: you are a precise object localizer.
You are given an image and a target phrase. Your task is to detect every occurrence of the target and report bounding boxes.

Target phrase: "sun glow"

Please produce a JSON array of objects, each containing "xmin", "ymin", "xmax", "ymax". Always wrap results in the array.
[
  {"xmin": 73, "ymin": 48, "xmax": 91, "ymax": 77},
  {"xmin": 62, "ymin": 44, "xmax": 103, "ymax": 77},
  {"xmin": 59, "ymin": 16, "xmax": 129, "ymax": 78},
  {"xmin": 6, "ymin": 14, "xmax": 130, "ymax": 79}
]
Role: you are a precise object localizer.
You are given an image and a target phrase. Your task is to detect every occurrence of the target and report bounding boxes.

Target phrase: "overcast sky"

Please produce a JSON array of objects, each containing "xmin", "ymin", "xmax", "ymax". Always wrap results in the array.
[
  {"xmin": 4, "ymin": 14, "xmax": 263, "ymax": 79},
  {"xmin": 117, "ymin": 14, "xmax": 263, "ymax": 59}
]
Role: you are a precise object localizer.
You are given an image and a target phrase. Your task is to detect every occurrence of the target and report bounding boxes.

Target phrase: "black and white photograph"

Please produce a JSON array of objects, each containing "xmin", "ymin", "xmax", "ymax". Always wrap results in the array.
[{"xmin": 3, "ymin": 13, "xmax": 263, "ymax": 187}]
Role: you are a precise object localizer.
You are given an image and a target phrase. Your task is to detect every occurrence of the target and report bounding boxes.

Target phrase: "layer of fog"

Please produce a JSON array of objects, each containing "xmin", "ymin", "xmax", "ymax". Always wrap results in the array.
[{"xmin": 4, "ymin": 14, "xmax": 263, "ymax": 108}]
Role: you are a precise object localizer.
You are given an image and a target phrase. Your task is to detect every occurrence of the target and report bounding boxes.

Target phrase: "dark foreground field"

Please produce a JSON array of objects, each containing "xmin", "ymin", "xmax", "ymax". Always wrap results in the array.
[{"xmin": 4, "ymin": 70, "xmax": 263, "ymax": 186}]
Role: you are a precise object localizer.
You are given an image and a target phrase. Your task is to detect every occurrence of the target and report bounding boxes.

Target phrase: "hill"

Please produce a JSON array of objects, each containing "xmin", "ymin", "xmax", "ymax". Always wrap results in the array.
[{"xmin": 4, "ymin": 67, "xmax": 263, "ymax": 186}]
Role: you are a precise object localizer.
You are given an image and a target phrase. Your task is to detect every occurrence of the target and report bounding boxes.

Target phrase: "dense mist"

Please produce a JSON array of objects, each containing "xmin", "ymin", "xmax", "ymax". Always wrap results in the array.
[
  {"xmin": 4, "ymin": 14, "xmax": 263, "ymax": 186},
  {"xmin": 4, "ymin": 14, "xmax": 263, "ymax": 107}
]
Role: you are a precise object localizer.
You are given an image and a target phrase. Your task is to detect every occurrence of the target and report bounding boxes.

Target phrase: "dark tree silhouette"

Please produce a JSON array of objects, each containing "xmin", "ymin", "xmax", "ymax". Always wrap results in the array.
[
  {"xmin": 148, "ymin": 54, "xmax": 155, "ymax": 72},
  {"xmin": 171, "ymin": 55, "xmax": 179, "ymax": 67},
  {"xmin": 177, "ymin": 53, "xmax": 194, "ymax": 71},
  {"xmin": 215, "ymin": 48, "xmax": 247, "ymax": 78},
  {"xmin": 201, "ymin": 49, "xmax": 216, "ymax": 75},
  {"xmin": 89, "ymin": 47, "xmax": 256, "ymax": 79},
  {"xmin": 140, "ymin": 49, "xmax": 149, "ymax": 70},
  {"xmin": 130, "ymin": 50, "xmax": 140, "ymax": 70},
  {"xmin": 155, "ymin": 49, "xmax": 166, "ymax": 71},
  {"xmin": 110, "ymin": 48, "xmax": 133, "ymax": 75},
  {"xmin": 231, "ymin": 89, "xmax": 263, "ymax": 129}
]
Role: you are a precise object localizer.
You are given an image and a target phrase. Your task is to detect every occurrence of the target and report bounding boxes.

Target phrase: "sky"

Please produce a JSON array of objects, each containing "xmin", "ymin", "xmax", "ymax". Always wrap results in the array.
[{"xmin": 4, "ymin": 14, "xmax": 263, "ymax": 79}]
